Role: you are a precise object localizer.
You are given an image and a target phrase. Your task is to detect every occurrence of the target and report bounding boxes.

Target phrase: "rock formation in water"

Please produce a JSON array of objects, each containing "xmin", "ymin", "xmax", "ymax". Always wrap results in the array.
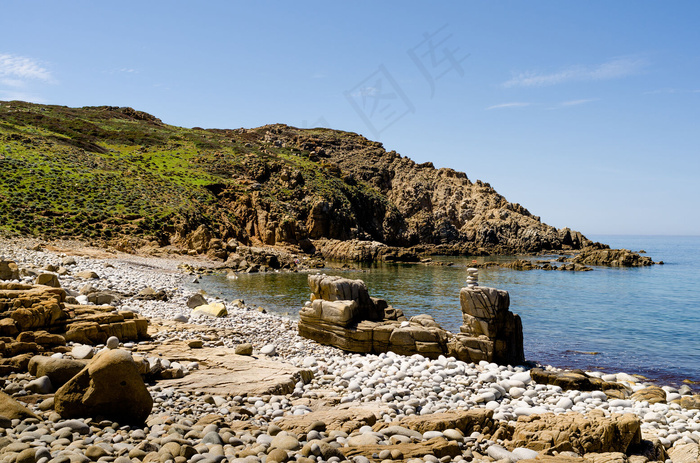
[{"xmin": 298, "ymin": 274, "xmax": 524, "ymax": 365}]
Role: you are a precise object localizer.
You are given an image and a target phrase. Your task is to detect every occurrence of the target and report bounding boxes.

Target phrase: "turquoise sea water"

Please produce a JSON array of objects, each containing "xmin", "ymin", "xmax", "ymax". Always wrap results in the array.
[{"xmin": 194, "ymin": 235, "xmax": 700, "ymax": 390}]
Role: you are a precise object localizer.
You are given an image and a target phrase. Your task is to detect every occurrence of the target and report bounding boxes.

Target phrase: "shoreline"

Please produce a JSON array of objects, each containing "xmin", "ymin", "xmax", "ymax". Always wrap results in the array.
[
  {"xmin": 1, "ymin": 237, "xmax": 699, "ymax": 462},
  {"xmin": 3, "ymin": 235, "xmax": 695, "ymax": 391}
]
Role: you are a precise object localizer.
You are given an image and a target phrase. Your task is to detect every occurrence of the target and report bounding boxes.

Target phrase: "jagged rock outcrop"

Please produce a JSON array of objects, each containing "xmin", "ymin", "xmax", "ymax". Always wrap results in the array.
[
  {"xmin": 0, "ymin": 281, "xmax": 149, "ymax": 375},
  {"xmin": 271, "ymin": 126, "xmax": 595, "ymax": 252},
  {"xmin": 314, "ymin": 239, "xmax": 420, "ymax": 263},
  {"xmin": 568, "ymin": 248, "xmax": 655, "ymax": 267},
  {"xmin": 449, "ymin": 286, "xmax": 524, "ymax": 366},
  {"xmin": 298, "ymin": 275, "xmax": 524, "ymax": 365}
]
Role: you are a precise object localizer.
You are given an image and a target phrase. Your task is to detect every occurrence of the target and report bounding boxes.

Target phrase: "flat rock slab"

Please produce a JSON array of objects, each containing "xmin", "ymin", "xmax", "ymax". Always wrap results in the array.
[
  {"xmin": 375, "ymin": 409, "xmax": 494, "ymax": 434},
  {"xmin": 343, "ymin": 437, "xmax": 461, "ymax": 459},
  {"xmin": 144, "ymin": 343, "xmax": 312, "ymax": 396},
  {"xmin": 275, "ymin": 407, "xmax": 381, "ymax": 434}
]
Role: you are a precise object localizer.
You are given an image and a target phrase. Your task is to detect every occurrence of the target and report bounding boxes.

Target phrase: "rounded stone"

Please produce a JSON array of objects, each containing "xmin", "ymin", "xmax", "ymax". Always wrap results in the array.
[
  {"xmin": 260, "ymin": 345, "xmax": 276, "ymax": 356},
  {"xmin": 271, "ymin": 434, "xmax": 300, "ymax": 451},
  {"xmin": 235, "ymin": 343, "xmax": 253, "ymax": 355},
  {"xmin": 71, "ymin": 345, "xmax": 94, "ymax": 360},
  {"xmin": 267, "ymin": 448, "xmax": 288, "ymax": 463},
  {"xmin": 106, "ymin": 337, "xmax": 120, "ymax": 349}
]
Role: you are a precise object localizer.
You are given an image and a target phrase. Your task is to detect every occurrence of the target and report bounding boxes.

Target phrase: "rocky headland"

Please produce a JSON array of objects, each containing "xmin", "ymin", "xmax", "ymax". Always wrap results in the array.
[
  {"xmin": 0, "ymin": 238, "xmax": 697, "ymax": 463},
  {"xmin": 0, "ymin": 102, "xmax": 655, "ymax": 268}
]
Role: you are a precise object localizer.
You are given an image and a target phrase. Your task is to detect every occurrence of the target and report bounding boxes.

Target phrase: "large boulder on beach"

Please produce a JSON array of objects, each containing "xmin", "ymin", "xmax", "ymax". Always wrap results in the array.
[
  {"xmin": 630, "ymin": 386, "xmax": 667, "ymax": 404},
  {"xmin": 35, "ymin": 273, "xmax": 61, "ymax": 288},
  {"xmin": 505, "ymin": 411, "xmax": 642, "ymax": 454},
  {"xmin": 54, "ymin": 349, "xmax": 153, "ymax": 425},
  {"xmin": 530, "ymin": 367, "xmax": 629, "ymax": 394},
  {"xmin": 192, "ymin": 302, "xmax": 227, "ymax": 317},
  {"xmin": 28, "ymin": 355, "xmax": 88, "ymax": 388}
]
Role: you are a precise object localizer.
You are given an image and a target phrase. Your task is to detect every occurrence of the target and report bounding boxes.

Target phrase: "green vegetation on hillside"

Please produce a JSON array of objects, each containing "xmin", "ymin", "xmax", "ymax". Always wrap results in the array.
[{"xmin": 0, "ymin": 101, "xmax": 393, "ymax": 246}]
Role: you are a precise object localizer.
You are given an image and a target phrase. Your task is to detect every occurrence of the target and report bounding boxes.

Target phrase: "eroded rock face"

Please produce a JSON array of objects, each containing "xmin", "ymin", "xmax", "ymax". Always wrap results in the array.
[
  {"xmin": 0, "ymin": 283, "xmax": 67, "ymax": 332},
  {"xmin": 299, "ymin": 275, "xmax": 524, "ymax": 365},
  {"xmin": 54, "ymin": 349, "xmax": 153, "ymax": 425},
  {"xmin": 276, "ymin": 408, "xmax": 378, "ymax": 435},
  {"xmin": 504, "ymin": 412, "xmax": 642, "ymax": 455},
  {"xmin": 448, "ymin": 286, "xmax": 524, "ymax": 366}
]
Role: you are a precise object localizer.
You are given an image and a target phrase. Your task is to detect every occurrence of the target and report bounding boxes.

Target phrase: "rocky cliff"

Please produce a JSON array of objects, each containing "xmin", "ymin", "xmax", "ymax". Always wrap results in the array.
[{"xmin": 0, "ymin": 101, "xmax": 594, "ymax": 258}]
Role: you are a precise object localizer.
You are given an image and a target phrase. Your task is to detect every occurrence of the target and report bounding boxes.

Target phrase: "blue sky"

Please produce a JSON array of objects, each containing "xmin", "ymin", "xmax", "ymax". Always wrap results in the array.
[{"xmin": 2, "ymin": 1, "xmax": 698, "ymax": 236}]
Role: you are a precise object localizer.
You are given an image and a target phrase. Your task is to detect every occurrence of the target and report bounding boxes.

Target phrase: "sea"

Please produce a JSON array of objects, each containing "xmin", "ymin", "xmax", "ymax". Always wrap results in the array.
[{"xmin": 193, "ymin": 235, "xmax": 700, "ymax": 391}]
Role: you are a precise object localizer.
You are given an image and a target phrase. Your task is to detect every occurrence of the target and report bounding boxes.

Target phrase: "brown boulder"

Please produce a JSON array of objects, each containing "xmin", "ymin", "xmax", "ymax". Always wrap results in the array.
[
  {"xmin": 54, "ymin": 349, "xmax": 153, "ymax": 425},
  {"xmin": 0, "ymin": 260, "xmax": 19, "ymax": 280},
  {"xmin": 343, "ymin": 437, "xmax": 461, "ymax": 460},
  {"xmin": 630, "ymin": 386, "xmax": 667, "ymax": 404},
  {"xmin": 506, "ymin": 412, "xmax": 641, "ymax": 454},
  {"xmin": 668, "ymin": 443, "xmax": 700, "ymax": 463},
  {"xmin": 0, "ymin": 318, "xmax": 19, "ymax": 337},
  {"xmin": 376, "ymin": 409, "xmax": 493, "ymax": 435},
  {"xmin": 0, "ymin": 353, "xmax": 33, "ymax": 374},
  {"xmin": 35, "ymin": 273, "xmax": 60, "ymax": 288},
  {"xmin": 28, "ymin": 355, "xmax": 88, "ymax": 388},
  {"xmin": 0, "ymin": 391, "xmax": 40, "ymax": 420},
  {"xmin": 679, "ymin": 395, "xmax": 700, "ymax": 410},
  {"xmin": 276, "ymin": 408, "xmax": 378, "ymax": 435}
]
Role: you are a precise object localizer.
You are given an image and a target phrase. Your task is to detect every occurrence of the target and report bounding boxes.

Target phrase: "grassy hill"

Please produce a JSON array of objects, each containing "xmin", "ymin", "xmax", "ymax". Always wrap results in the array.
[{"xmin": 0, "ymin": 101, "xmax": 589, "ymax": 256}]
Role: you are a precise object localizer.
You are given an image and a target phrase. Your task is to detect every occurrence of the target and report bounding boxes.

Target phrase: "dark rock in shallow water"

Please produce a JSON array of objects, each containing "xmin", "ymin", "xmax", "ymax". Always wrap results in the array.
[
  {"xmin": 530, "ymin": 367, "xmax": 629, "ymax": 394},
  {"xmin": 569, "ymin": 248, "xmax": 654, "ymax": 267}
]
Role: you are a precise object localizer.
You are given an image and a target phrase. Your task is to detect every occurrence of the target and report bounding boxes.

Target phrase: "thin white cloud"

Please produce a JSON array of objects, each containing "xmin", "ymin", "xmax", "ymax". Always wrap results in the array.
[
  {"xmin": 504, "ymin": 57, "xmax": 647, "ymax": 88},
  {"xmin": 486, "ymin": 102, "xmax": 531, "ymax": 110},
  {"xmin": 0, "ymin": 54, "xmax": 52, "ymax": 81},
  {"xmin": 0, "ymin": 78, "xmax": 25, "ymax": 88},
  {"xmin": 560, "ymin": 98, "xmax": 598, "ymax": 106}
]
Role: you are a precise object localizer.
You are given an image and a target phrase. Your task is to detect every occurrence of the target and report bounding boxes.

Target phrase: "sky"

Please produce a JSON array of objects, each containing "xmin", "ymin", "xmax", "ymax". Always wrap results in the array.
[{"xmin": 1, "ymin": 1, "xmax": 699, "ymax": 236}]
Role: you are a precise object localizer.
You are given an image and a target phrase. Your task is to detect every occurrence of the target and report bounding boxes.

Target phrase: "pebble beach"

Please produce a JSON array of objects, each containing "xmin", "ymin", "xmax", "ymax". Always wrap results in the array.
[{"xmin": 1, "ymin": 239, "xmax": 699, "ymax": 463}]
